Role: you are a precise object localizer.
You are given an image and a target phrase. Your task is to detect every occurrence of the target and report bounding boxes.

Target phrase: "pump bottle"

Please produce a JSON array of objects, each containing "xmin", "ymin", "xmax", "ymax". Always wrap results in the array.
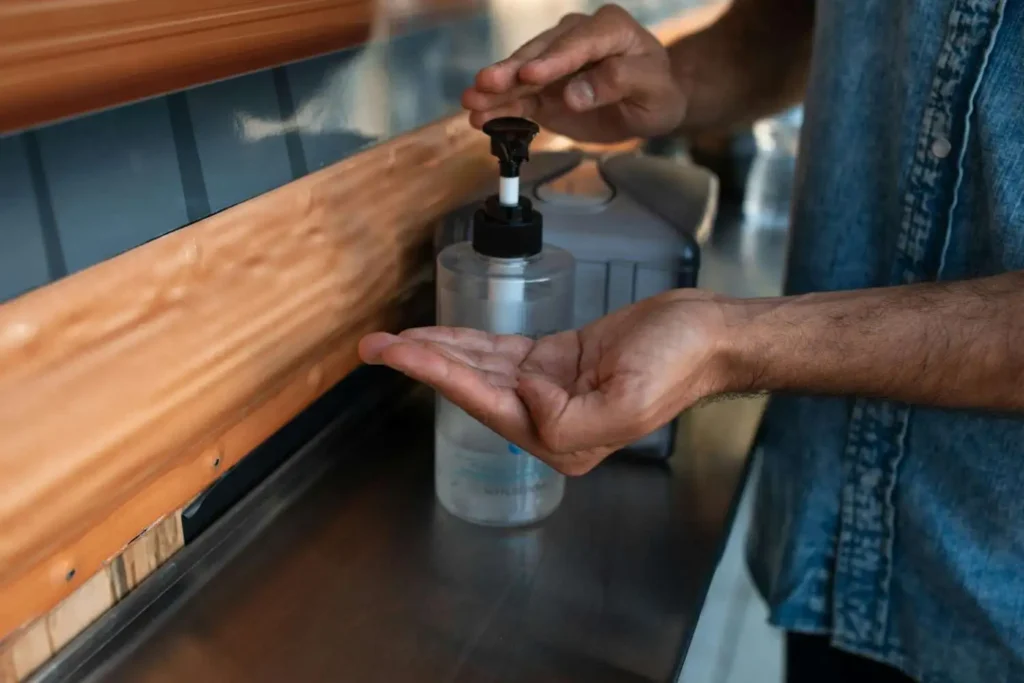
[{"xmin": 434, "ymin": 118, "xmax": 575, "ymax": 526}]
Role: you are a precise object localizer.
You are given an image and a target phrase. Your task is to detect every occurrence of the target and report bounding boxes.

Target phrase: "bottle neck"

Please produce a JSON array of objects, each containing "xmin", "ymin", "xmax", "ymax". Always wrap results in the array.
[{"xmin": 471, "ymin": 194, "xmax": 543, "ymax": 259}]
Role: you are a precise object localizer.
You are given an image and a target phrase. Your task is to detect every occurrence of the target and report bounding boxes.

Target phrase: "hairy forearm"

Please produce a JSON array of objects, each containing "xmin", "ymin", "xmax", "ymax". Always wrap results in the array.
[
  {"xmin": 721, "ymin": 272, "xmax": 1024, "ymax": 412},
  {"xmin": 668, "ymin": 0, "xmax": 815, "ymax": 134}
]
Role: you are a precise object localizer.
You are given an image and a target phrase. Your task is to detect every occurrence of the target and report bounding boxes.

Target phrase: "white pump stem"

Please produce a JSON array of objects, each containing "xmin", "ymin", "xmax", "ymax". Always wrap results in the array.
[
  {"xmin": 486, "ymin": 262, "xmax": 527, "ymax": 335},
  {"xmin": 499, "ymin": 176, "xmax": 520, "ymax": 206},
  {"xmin": 490, "ymin": 176, "xmax": 526, "ymax": 334}
]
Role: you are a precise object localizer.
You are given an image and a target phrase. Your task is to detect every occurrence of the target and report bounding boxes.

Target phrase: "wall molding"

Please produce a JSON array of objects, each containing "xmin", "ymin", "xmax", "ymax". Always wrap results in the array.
[{"xmin": 0, "ymin": 514, "xmax": 183, "ymax": 682}]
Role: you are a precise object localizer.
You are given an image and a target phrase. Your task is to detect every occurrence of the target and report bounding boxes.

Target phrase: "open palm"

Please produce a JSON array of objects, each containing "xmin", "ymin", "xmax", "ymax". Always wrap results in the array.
[{"xmin": 359, "ymin": 291, "xmax": 729, "ymax": 475}]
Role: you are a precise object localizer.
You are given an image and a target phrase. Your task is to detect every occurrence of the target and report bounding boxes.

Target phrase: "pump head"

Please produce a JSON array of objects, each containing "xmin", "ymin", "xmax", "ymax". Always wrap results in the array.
[
  {"xmin": 483, "ymin": 117, "xmax": 540, "ymax": 178},
  {"xmin": 472, "ymin": 117, "xmax": 543, "ymax": 258}
]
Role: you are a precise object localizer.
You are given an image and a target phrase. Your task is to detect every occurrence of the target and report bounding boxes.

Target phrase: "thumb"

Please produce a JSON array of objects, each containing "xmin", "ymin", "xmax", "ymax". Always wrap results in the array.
[
  {"xmin": 563, "ymin": 54, "xmax": 673, "ymax": 112},
  {"xmin": 517, "ymin": 375, "xmax": 629, "ymax": 454},
  {"xmin": 516, "ymin": 373, "xmax": 570, "ymax": 421}
]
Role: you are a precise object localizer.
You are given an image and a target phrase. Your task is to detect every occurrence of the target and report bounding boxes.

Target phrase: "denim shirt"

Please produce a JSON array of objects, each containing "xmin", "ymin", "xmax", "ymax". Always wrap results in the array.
[{"xmin": 746, "ymin": 1, "xmax": 1024, "ymax": 682}]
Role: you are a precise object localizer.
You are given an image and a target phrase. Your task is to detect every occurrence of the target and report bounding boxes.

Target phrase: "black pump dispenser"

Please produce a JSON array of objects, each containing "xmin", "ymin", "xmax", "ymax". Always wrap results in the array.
[
  {"xmin": 486, "ymin": 116, "xmax": 539, "ymax": 177},
  {"xmin": 472, "ymin": 117, "xmax": 544, "ymax": 259}
]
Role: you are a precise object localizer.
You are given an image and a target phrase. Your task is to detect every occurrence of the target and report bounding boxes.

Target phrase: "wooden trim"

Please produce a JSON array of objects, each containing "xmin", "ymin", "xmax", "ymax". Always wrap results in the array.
[
  {"xmin": 0, "ymin": 513, "xmax": 184, "ymax": 683},
  {"xmin": 0, "ymin": 0, "xmax": 365, "ymax": 133},
  {"xmin": 0, "ymin": 619, "xmax": 49, "ymax": 683},
  {"xmin": 0, "ymin": 6, "xmax": 725, "ymax": 640},
  {"xmin": 0, "ymin": 0, "xmax": 486, "ymax": 134}
]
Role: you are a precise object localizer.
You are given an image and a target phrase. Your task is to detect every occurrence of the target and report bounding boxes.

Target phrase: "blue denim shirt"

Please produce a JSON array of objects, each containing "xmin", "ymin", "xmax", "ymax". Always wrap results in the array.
[{"xmin": 746, "ymin": 1, "xmax": 1024, "ymax": 682}]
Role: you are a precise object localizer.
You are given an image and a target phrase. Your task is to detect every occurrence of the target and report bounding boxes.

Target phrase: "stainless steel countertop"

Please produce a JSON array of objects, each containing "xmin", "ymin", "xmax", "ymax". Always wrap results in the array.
[{"xmin": 63, "ymin": 200, "xmax": 788, "ymax": 683}]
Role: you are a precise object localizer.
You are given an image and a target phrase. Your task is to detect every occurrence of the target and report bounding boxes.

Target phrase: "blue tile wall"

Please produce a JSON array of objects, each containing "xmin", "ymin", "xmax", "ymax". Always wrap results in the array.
[
  {"xmin": 282, "ymin": 47, "xmax": 376, "ymax": 171},
  {"xmin": 0, "ymin": 0, "xmax": 708, "ymax": 305},
  {"xmin": 36, "ymin": 98, "xmax": 189, "ymax": 274},
  {"xmin": 185, "ymin": 71, "xmax": 295, "ymax": 214},
  {"xmin": 0, "ymin": 136, "xmax": 53, "ymax": 300}
]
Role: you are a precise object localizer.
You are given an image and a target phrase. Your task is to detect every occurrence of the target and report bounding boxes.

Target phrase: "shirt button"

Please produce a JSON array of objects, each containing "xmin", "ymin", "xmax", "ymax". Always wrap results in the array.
[{"xmin": 931, "ymin": 137, "xmax": 952, "ymax": 159}]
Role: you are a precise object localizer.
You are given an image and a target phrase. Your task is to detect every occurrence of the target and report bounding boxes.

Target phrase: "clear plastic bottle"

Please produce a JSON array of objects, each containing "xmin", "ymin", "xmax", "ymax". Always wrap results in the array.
[
  {"xmin": 433, "ymin": 117, "xmax": 576, "ymax": 526},
  {"xmin": 435, "ymin": 244, "xmax": 574, "ymax": 526}
]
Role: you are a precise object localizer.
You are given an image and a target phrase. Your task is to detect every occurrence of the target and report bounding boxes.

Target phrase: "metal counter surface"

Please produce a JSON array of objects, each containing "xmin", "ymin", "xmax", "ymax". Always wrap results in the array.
[{"xmin": 72, "ymin": 205, "xmax": 787, "ymax": 683}]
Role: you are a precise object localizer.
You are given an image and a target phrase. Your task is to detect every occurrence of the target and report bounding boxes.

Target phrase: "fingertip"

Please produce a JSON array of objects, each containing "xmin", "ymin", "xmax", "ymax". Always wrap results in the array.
[
  {"xmin": 461, "ymin": 87, "xmax": 497, "ymax": 112},
  {"xmin": 475, "ymin": 62, "xmax": 515, "ymax": 92},
  {"xmin": 358, "ymin": 332, "xmax": 401, "ymax": 364},
  {"xmin": 461, "ymin": 87, "xmax": 479, "ymax": 110},
  {"xmin": 468, "ymin": 110, "xmax": 492, "ymax": 130}
]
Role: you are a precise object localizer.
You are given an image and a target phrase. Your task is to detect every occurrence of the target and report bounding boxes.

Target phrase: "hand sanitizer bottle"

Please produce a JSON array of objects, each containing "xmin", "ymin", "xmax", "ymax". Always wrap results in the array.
[{"xmin": 434, "ymin": 117, "xmax": 575, "ymax": 526}]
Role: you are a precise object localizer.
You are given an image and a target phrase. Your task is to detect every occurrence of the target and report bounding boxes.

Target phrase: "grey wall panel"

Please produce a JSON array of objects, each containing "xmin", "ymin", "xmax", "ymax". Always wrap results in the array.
[
  {"xmin": 388, "ymin": 27, "xmax": 453, "ymax": 136},
  {"xmin": 35, "ymin": 98, "xmax": 189, "ymax": 274},
  {"xmin": 282, "ymin": 48, "xmax": 375, "ymax": 172},
  {"xmin": 0, "ymin": 136, "xmax": 54, "ymax": 302},
  {"xmin": 187, "ymin": 71, "xmax": 295, "ymax": 213}
]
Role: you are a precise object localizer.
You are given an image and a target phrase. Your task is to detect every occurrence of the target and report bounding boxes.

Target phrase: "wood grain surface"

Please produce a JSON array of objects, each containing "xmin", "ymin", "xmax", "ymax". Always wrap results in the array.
[
  {"xmin": 0, "ymin": 1, "xmax": 725, "ymax": 644},
  {"xmin": 0, "ymin": 513, "xmax": 184, "ymax": 682}
]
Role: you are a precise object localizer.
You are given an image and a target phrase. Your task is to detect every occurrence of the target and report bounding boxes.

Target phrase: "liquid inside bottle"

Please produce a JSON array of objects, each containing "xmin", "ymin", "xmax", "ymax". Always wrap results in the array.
[
  {"xmin": 434, "ymin": 243, "xmax": 574, "ymax": 526},
  {"xmin": 435, "ymin": 399, "xmax": 564, "ymax": 526}
]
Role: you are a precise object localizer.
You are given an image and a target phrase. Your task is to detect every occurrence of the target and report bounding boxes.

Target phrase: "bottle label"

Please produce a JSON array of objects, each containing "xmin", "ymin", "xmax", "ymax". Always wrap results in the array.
[{"xmin": 444, "ymin": 440, "xmax": 556, "ymax": 497}]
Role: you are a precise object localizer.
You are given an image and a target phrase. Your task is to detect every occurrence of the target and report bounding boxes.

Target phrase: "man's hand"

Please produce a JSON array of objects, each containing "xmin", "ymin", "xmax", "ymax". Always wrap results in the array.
[
  {"xmin": 359, "ymin": 290, "xmax": 735, "ymax": 475},
  {"xmin": 462, "ymin": 5, "xmax": 687, "ymax": 143},
  {"xmin": 464, "ymin": 2, "xmax": 816, "ymax": 143},
  {"xmin": 360, "ymin": 272, "xmax": 1024, "ymax": 476}
]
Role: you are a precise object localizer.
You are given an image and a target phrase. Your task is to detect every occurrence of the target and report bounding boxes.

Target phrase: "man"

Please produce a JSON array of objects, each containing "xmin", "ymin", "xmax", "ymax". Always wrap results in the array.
[{"xmin": 360, "ymin": 1, "xmax": 1024, "ymax": 681}]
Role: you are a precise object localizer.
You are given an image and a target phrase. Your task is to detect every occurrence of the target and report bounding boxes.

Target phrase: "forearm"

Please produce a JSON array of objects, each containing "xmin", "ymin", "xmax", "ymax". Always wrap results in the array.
[
  {"xmin": 721, "ymin": 272, "xmax": 1024, "ymax": 412},
  {"xmin": 668, "ymin": 0, "xmax": 815, "ymax": 134}
]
